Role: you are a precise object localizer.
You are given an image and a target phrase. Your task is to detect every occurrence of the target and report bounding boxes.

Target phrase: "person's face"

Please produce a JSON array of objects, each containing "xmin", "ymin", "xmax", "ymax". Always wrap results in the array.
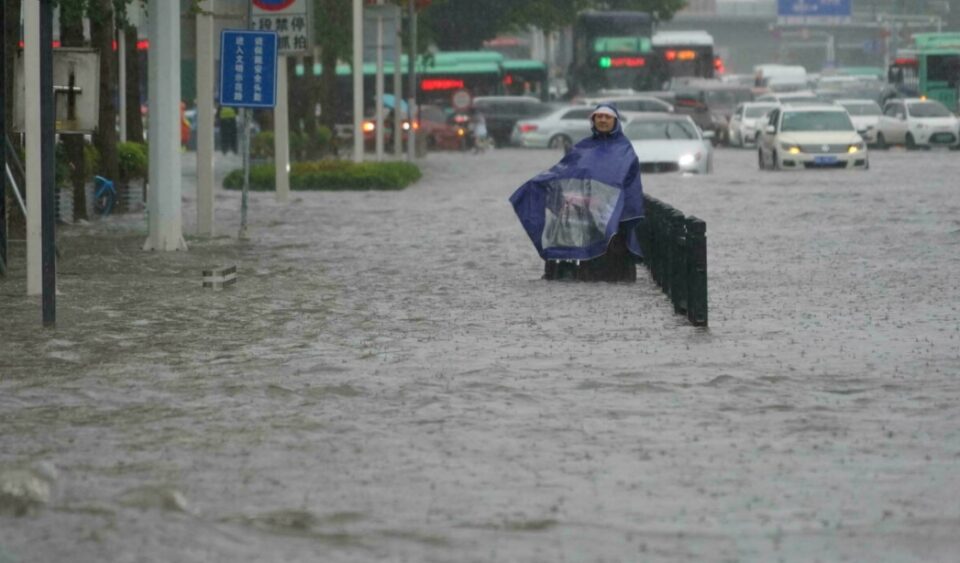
[{"xmin": 593, "ymin": 113, "xmax": 616, "ymax": 133}]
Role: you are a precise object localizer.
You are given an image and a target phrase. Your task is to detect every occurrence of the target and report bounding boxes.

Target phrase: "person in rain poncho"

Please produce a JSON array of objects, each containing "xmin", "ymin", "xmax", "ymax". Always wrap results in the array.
[{"xmin": 509, "ymin": 103, "xmax": 644, "ymax": 281}]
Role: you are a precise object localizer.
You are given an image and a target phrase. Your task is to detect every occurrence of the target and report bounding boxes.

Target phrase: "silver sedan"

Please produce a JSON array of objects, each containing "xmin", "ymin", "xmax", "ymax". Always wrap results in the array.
[{"xmin": 510, "ymin": 105, "xmax": 596, "ymax": 149}]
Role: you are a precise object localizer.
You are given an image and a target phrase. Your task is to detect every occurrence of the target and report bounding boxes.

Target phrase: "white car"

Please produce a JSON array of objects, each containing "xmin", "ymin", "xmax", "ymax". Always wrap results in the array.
[
  {"xmin": 875, "ymin": 98, "xmax": 960, "ymax": 150},
  {"xmin": 834, "ymin": 98, "xmax": 883, "ymax": 146},
  {"xmin": 621, "ymin": 112, "xmax": 714, "ymax": 174},
  {"xmin": 510, "ymin": 105, "xmax": 596, "ymax": 149},
  {"xmin": 757, "ymin": 104, "xmax": 868, "ymax": 171},
  {"xmin": 576, "ymin": 94, "xmax": 675, "ymax": 114},
  {"xmin": 728, "ymin": 102, "xmax": 779, "ymax": 148}
]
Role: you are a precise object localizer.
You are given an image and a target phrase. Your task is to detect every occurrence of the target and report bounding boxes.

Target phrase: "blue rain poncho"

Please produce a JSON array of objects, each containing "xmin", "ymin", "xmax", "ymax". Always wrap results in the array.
[{"xmin": 509, "ymin": 103, "xmax": 644, "ymax": 261}]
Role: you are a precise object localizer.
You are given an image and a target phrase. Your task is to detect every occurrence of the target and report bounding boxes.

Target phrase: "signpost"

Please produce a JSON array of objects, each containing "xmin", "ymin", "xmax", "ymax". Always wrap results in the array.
[
  {"xmin": 777, "ymin": 0, "xmax": 851, "ymax": 26},
  {"xmin": 219, "ymin": 29, "xmax": 279, "ymax": 238},
  {"xmin": 251, "ymin": 0, "xmax": 310, "ymax": 54},
  {"xmin": 250, "ymin": 0, "xmax": 307, "ymax": 203}
]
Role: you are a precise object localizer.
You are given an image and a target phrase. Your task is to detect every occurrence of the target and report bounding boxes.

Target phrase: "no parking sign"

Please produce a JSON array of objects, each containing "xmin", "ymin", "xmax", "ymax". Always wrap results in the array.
[
  {"xmin": 253, "ymin": 0, "xmax": 298, "ymax": 10},
  {"xmin": 251, "ymin": 0, "xmax": 311, "ymax": 54}
]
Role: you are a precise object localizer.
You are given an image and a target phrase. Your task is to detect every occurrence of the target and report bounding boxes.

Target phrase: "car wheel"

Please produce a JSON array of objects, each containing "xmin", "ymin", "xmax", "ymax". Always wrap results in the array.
[
  {"xmin": 548, "ymin": 134, "xmax": 572, "ymax": 150},
  {"xmin": 875, "ymin": 132, "xmax": 888, "ymax": 150},
  {"xmin": 906, "ymin": 133, "xmax": 917, "ymax": 150}
]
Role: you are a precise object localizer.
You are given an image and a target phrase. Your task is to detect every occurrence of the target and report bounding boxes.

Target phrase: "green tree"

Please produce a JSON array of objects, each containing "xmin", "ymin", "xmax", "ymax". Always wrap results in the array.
[
  {"xmin": 88, "ymin": 0, "xmax": 119, "ymax": 186},
  {"xmin": 315, "ymin": 0, "xmax": 352, "ymax": 134}
]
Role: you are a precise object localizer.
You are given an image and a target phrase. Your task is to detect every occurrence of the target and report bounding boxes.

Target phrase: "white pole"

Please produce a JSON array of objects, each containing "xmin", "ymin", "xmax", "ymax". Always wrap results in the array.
[
  {"xmin": 119, "ymin": 27, "xmax": 127, "ymax": 142},
  {"xmin": 406, "ymin": 0, "xmax": 417, "ymax": 162},
  {"xmin": 375, "ymin": 13, "xmax": 384, "ymax": 161},
  {"xmin": 25, "ymin": 2, "xmax": 41, "ymax": 295},
  {"xmin": 143, "ymin": 0, "xmax": 187, "ymax": 251},
  {"xmin": 274, "ymin": 55, "xmax": 290, "ymax": 203},
  {"xmin": 352, "ymin": 0, "xmax": 364, "ymax": 162},
  {"xmin": 393, "ymin": 18, "xmax": 402, "ymax": 156},
  {"xmin": 196, "ymin": 0, "xmax": 215, "ymax": 236}
]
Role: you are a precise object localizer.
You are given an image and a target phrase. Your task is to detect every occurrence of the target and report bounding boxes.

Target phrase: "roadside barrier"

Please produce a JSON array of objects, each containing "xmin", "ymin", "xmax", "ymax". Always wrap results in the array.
[{"xmin": 637, "ymin": 195, "xmax": 708, "ymax": 327}]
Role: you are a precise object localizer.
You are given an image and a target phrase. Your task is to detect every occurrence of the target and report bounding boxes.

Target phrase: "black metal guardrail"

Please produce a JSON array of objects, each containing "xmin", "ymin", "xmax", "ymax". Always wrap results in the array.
[{"xmin": 636, "ymin": 195, "xmax": 708, "ymax": 327}]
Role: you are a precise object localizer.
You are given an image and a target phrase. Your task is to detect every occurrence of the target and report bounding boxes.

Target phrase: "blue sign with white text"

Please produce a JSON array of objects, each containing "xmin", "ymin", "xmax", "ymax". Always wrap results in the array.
[
  {"xmin": 219, "ymin": 30, "xmax": 279, "ymax": 108},
  {"xmin": 778, "ymin": 0, "xmax": 851, "ymax": 19}
]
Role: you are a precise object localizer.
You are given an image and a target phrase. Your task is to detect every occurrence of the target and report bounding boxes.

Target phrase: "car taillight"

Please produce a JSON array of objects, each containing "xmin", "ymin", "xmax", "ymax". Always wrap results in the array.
[
  {"xmin": 519, "ymin": 123, "xmax": 538, "ymax": 133},
  {"xmin": 362, "ymin": 121, "xmax": 375, "ymax": 133}
]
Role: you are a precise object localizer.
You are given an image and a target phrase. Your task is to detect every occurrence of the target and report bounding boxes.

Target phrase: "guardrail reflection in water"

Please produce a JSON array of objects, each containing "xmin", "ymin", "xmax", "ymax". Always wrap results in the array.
[{"xmin": 637, "ymin": 195, "xmax": 708, "ymax": 327}]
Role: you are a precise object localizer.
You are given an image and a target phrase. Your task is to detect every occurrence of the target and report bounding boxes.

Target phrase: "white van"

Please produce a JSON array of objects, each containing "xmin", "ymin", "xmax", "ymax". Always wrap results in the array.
[{"xmin": 754, "ymin": 64, "xmax": 808, "ymax": 91}]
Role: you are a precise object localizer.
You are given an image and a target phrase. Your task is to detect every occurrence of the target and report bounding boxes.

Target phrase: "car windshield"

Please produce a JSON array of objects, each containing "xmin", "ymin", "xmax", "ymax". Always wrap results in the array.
[
  {"xmin": 908, "ymin": 102, "xmax": 952, "ymax": 118},
  {"xmin": 745, "ymin": 106, "xmax": 776, "ymax": 118},
  {"xmin": 624, "ymin": 120, "xmax": 699, "ymax": 140},
  {"xmin": 840, "ymin": 102, "xmax": 881, "ymax": 116},
  {"xmin": 780, "ymin": 111, "xmax": 854, "ymax": 132}
]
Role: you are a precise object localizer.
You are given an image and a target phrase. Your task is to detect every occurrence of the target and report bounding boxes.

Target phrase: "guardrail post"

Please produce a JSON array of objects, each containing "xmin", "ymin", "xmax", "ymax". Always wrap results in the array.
[
  {"xmin": 636, "ymin": 194, "xmax": 707, "ymax": 327},
  {"xmin": 671, "ymin": 208, "xmax": 688, "ymax": 315},
  {"xmin": 686, "ymin": 216, "xmax": 708, "ymax": 327}
]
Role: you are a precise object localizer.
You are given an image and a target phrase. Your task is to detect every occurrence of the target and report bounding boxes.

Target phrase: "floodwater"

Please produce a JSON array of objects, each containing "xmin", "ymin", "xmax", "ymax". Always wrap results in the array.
[{"xmin": 2, "ymin": 145, "xmax": 960, "ymax": 562}]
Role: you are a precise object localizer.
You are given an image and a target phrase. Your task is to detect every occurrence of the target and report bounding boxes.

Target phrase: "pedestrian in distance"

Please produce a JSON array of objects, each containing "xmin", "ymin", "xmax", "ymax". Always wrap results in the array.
[
  {"xmin": 470, "ymin": 109, "xmax": 490, "ymax": 153},
  {"xmin": 510, "ymin": 103, "xmax": 644, "ymax": 282}
]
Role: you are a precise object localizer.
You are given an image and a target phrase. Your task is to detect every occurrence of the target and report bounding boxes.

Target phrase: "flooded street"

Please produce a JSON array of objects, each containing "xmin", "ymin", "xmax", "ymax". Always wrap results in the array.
[{"xmin": 2, "ymin": 146, "xmax": 960, "ymax": 561}]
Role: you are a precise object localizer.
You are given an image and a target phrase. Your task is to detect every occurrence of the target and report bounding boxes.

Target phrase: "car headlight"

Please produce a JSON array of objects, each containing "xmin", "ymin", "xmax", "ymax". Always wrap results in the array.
[
  {"xmin": 847, "ymin": 143, "xmax": 865, "ymax": 153},
  {"xmin": 678, "ymin": 154, "xmax": 696, "ymax": 166},
  {"xmin": 779, "ymin": 142, "xmax": 801, "ymax": 154}
]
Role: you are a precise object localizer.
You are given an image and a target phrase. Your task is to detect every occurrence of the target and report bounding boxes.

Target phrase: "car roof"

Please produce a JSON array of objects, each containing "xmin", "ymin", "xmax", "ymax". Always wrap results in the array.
[
  {"xmin": 833, "ymin": 98, "xmax": 880, "ymax": 105},
  {"xmin": 473, "ymin": 95, "xmax": 541, "ymax": 104},
  {"xmin": 779, "ymin": 104, "xmax": 847, "ymax": 112},
  {"xmin": 618, "ymin": 110, "xmax": 694, "ymax": 122},
  {"xmin": 899, "ymin": 97, "xmax": 945, "ymax": 104}
]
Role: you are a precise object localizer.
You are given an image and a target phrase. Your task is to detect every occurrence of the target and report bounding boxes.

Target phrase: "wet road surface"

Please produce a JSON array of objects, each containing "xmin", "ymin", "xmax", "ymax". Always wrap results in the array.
[{"xmin": 2, "ymin": 146, "xmax": 960, "ymax": 561}]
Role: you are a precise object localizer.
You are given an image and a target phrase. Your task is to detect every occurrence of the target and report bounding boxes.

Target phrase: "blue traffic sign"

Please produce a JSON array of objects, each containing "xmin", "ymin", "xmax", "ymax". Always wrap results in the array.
[
  {"xmin": 778, "ymin": 0, "xmax": 851, "ymax": 19},
  {"xmin": 218, "ymin": 30, "xmax": 279, "ymax": 109}
]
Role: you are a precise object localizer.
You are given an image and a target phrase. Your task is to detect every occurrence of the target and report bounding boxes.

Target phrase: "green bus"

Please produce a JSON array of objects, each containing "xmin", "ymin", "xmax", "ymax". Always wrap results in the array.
[{"xmin": 888, "ymin": 32, "xmax": 960, "ymax": 112}]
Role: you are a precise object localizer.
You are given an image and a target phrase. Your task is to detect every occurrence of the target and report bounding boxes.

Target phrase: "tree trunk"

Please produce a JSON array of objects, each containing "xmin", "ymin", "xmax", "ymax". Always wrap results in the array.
[
  {"xmin": 90, "ymin": 0, "xmax": 118, "ymax": 190},
  {"xmin": 320, "ymin": 46, "xmax": 338, "ymax": 134},
  {"xmin": 4, "ymin": 0, "xmax": 23, "ymax": 237},
  {"xmin": 124, "ymin": 24, "xmax": 144, "ymax": 144},
  {"xmin": 61, "ymin": 2, "xmax": 87, "ymax": 221}
]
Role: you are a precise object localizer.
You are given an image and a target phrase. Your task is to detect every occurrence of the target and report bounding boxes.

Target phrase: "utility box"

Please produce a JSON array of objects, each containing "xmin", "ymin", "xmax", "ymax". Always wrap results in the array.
[{"xmin": 13, "ymin": 48, "xmax": 101, "ymax": 134}]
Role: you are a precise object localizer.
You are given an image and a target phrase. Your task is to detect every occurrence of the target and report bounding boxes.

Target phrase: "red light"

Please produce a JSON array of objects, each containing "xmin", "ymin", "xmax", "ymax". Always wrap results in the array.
[
  {"xmin": 665, "ymin": 50, "xmax": 677, "ymax": 61},
  {"xmin": 518, "ymin": 123, "xmax": 538, "ymax": 133},
  {"xmin": 25, "ymin": 39, "xmax": 151, "ymax": 50},
  {"xmin": 714, "ymin": 56, "xmax": 725, "ymax": 74},
  {"xmin": 893, "ymin": 57, "xmax": 917, "ymax": 66},
  {"xmin": 503, "ymin": 74, "xmax": 514, "ymax": 86},
  {"xmin": 609, "ymin": 57, "xmax": 645, "ymax": 68},
  {"xmin": 18, "ymin": 40, "xmax": 62, "ymax": 48},
  {"xmin": 421, "ymin": 78, "xmax": 465, "ymax": 91}
]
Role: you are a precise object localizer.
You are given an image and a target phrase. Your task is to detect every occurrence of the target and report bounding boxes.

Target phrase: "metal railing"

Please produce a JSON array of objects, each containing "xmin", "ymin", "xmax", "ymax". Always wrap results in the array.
[{"xmin": 637, "ymin": 195, "xmax": 708, "ymax": 327}]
